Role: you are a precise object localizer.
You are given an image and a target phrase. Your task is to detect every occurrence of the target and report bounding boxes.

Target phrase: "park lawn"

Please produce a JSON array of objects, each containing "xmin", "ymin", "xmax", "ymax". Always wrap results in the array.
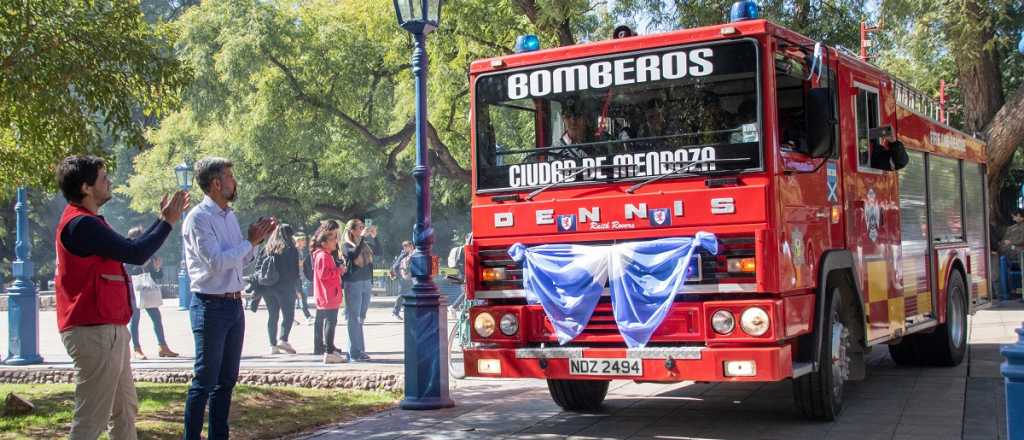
[{"xmin": 0, "ymin": 382, "xmax": 398, "ymax": 439}]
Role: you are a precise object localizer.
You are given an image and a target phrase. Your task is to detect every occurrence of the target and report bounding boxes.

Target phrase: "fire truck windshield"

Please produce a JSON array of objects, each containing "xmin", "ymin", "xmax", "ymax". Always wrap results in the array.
[{"xmin": 474, "ymin": 40, "xmax": 761, "ymax": 192}]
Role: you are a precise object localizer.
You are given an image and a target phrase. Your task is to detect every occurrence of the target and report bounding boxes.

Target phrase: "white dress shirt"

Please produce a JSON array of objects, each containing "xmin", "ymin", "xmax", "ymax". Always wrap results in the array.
[{"xmin": 182, "ymin": 196, "xmax": 254, "ymax": 295}]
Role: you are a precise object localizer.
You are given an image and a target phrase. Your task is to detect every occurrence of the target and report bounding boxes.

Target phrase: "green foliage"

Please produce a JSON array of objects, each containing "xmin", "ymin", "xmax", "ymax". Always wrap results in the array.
[
  {"xmin": 0, "ymin": 0, "xmax": 190, "ymax": 194},
  {"xmin": 614, "ymin": 0, "xmax": 866, "ymax": 49}
]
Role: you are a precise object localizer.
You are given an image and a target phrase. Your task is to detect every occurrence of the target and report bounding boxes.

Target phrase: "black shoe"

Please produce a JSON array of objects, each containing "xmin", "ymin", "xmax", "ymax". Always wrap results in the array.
[{"xmin": 355, "ymin": 353, "xmax": 371, "ymax": 361}]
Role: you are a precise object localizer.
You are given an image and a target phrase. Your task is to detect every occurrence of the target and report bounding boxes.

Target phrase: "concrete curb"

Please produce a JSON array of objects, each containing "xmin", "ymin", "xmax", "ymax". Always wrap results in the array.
[{"xmin": 0, "ymin": 368, "xmax": 402, "ymax": 393}]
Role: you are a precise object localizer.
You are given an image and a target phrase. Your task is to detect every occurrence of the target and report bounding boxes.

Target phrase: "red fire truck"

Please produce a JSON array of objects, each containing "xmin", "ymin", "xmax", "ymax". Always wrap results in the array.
[{"xmin": 461, "ymin": 16, "xmax": 991, "ymax": 420}]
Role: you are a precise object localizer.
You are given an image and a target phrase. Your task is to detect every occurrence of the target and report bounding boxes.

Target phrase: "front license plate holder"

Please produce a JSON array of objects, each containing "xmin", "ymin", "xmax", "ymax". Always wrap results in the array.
[{"xmin": 569, "ymin": 358, "xmax": 643, "ymax": 376}]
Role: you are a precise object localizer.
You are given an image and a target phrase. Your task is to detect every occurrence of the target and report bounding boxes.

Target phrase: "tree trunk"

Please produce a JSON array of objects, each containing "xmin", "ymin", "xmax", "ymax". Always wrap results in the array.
[
  {"xmin": 953, "ymin": 0, "xmax": 1004, "ymax": 134},
  {"xmin": 985, "ymin": 86, "xmax": 1024, "ymax": 223}
]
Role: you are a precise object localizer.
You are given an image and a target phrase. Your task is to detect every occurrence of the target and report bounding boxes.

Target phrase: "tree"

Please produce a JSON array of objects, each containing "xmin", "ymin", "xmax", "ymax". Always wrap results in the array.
[
  {"xmin": 0, "ymin": 0, "xmax": 190, "ymax": 194},
  {"xmin": 122, "ymin": 0, "xmax": 546, "ymax": 251},
  {"xmin": 878, "ymin": 0, "xmax": 1024, "ymax": 223}
]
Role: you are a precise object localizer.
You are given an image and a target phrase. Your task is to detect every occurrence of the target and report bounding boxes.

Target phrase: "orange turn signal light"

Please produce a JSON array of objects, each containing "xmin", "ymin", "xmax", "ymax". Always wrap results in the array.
[{"xmin": 481, "ymin": 267, "xmax": 507, "ymax": 281}]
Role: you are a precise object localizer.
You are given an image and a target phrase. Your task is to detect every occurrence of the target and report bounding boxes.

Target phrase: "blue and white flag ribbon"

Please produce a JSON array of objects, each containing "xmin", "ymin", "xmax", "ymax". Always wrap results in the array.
[
  {"xmin": 508, "ymin": 243, "xmax": 609, "ymax": 345},
  {"xmin": 608, "ymin": 233, "xmax": 717, "ymax": 348},
  {"xmin": 509, "ymin": 232, "xmax": 717, "ymax": 348}
]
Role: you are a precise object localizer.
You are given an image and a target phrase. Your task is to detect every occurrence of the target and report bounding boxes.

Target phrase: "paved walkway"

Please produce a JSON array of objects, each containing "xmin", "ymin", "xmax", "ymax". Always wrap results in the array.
[
  {"xmin": 301, "ymin": 301, "xmax": 1021, "ymax": 440},
  {"xmin": 0, "ymin": 296, "xmax": 408, "ymax": 372},
  {"xmin": 2, "ymin": 298, "xmax": 1018, "ymax": 439}
]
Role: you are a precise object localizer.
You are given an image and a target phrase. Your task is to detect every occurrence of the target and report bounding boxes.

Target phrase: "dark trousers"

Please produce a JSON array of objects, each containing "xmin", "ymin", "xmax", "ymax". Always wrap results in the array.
[
  {"xmin": 297, "ymin": 289, "xmax": 312, "ymax": 319},
  {"xmin": 264, "ymin": 290, "xmax": 295, "ymax": 346},
  {"xmin": 184, "ymin": 295, "xmax": 244, "ymax": 440},
  {"xmin": 393, "ymin": 280, "xmax": 412, "ymax": 314},
  {"xmin": 313, "ymin": 309, "xmax": 339, "ymax": 354}
]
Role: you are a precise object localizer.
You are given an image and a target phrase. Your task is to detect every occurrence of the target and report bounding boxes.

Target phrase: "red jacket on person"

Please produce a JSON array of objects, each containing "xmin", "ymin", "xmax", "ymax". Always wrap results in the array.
[
  {"xmin": 54, "ymin": 204, "xmax": 132, "ymax": 332},
  {"xmin": 312, "ymin": 248, "xmax": 344, "ymax": 310}
]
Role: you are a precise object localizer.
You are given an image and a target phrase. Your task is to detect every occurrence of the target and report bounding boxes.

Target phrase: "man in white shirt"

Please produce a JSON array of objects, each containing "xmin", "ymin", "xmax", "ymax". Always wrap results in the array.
[{"xmin": 181, "ymin": 157, "xmax": 274, "ymax": 440}]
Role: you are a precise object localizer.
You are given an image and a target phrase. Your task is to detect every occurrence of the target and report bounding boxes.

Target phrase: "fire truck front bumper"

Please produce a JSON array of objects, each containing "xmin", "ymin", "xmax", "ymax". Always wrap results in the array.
[{"xmin": 464, "ymin": 344, "xmax": 793, "ymax": 382}]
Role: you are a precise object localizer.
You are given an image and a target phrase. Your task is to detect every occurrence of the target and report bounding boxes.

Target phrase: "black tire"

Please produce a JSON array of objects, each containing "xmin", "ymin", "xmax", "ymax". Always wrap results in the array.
[
  {"xmin": 887, "ymin": 334, "xmax": 924, "ymax": 366},
  {"xmin": 920, "ymin": 273, "xmax": 968, "ymax": 366},
  {"xmin": 793, "ymin": 289, "xmax": 849, "ymax": 421},
  {"xmin": 547, "ymin": 379, "xmax": 610, "ymax": 412}
]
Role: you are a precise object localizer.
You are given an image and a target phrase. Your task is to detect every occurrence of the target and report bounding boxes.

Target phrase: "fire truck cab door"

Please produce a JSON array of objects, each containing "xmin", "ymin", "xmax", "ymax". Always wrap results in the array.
[{"xmin": 842, "ymin": 74, "xmax": 904, "ymax": 342}]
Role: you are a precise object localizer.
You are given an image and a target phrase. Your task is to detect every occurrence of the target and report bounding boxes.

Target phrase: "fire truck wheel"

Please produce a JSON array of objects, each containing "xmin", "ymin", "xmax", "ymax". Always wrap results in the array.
[
  {"xmin": 793, "ymin": 290, "xmax": 848, "ymax": 421},
  {"xmin": 547, "ymin": 379, "xmax": 610, "ymax": 412},
  {"xmin": 887, "ymin": 334, "xmax": 924, "ymax": 366},
  {"xmin": 921, "ymin": 273, "xmax": 969, "ymax": 366}
]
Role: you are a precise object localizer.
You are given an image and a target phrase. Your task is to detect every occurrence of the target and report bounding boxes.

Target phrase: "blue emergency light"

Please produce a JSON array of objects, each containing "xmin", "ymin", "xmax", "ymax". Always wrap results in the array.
[
  {"xmin": 515, "ymin": 34, "xmax": 541, "ymax": 53},
  {"xmin": 1018, "ymin": 31, "xmax": 1024, "ymax": 55},
  {"xmin": 730, "ymin": 1, "xmax": 760, "ymax": 22}
]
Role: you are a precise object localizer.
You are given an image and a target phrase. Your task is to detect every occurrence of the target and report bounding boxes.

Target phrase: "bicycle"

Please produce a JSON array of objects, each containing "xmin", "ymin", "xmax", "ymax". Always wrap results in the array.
[{"xmin": 445, "ymin": 275, "xmax": 472, "ymax": 379}]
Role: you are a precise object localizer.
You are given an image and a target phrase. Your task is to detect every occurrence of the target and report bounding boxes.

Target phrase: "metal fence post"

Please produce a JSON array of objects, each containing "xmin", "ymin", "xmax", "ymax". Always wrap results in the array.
[{"xmin": 1002, "ymin": 324, "xmax": 1024, "ymax": 439}]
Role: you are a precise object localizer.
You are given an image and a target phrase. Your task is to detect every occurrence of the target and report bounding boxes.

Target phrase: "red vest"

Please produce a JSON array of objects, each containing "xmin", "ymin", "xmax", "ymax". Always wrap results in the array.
[{"xmin": 55, "ymin": 204, "xmax": 132, "ymax": 332}]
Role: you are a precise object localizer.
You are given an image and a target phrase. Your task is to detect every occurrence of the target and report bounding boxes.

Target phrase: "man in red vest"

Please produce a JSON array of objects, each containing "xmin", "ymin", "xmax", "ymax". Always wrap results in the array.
[{"xmin": 55, "ymin": 155, "xmax": 189, "ymax": 440}]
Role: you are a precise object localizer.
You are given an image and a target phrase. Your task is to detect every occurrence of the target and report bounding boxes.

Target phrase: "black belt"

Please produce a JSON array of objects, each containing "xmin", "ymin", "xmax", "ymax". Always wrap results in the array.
[{"xmin": 194, "ymin": 292, "xmax": 242, "ymax": 300}]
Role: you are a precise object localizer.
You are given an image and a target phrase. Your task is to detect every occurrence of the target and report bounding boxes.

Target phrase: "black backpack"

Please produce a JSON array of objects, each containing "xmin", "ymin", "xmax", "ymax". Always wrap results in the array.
[{"xmin": 255, "ymin": 253, "xmax": 280, "ymax": 287}]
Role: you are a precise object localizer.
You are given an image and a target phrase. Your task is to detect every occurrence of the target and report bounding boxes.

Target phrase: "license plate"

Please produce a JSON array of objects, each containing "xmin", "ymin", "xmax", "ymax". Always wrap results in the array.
[{"xmin": 569, "ymin": 358, "xmax": 643, "ymax": 376}]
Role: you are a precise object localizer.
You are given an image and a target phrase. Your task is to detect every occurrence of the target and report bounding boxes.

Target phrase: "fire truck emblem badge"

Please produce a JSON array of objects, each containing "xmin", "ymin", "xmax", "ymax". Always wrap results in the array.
[
  {"xmin": 557, "ymin": 214, "xmax": 577, "ymax": 232},
  {"xmin": 826, "ymin": 162, "xmax": 838, "ymax": 202},
  {"xmin": 649, "ymin": 208, "xmax": 671, "ymax": 227},
  {"xmin": 864, "ymin": 189, "xmax": 881, "ymax": 241}
]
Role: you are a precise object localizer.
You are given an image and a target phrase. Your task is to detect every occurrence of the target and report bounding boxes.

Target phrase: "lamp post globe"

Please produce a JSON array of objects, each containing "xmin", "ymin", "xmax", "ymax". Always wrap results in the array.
[
  {"xmin": 175, "ymin": 162, "xmax": 193, "ymax": 310},
  {"xmin": 393, "ymin": 0, "xmax": 454, "ymax": 411}
]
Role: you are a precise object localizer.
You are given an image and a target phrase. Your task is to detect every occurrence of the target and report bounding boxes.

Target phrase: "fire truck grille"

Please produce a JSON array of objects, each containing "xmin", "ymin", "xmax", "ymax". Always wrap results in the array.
[{"xmin": 476, "ymin": 235, "xmax": 755, "ymax": 291}]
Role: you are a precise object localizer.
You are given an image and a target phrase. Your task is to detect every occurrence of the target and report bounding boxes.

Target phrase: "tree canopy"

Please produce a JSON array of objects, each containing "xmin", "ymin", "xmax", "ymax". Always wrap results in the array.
[{"xmin": 0, "ymin": 0, "xmax": 189, "ymax": 194}]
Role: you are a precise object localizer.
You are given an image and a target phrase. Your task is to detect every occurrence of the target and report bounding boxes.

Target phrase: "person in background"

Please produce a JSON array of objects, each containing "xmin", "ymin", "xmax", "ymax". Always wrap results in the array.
[
  {"xmin": 54, "ymin": 155, "xmax": 189, "ymax": 440},
  {"xmin": 311, "ymin": 223, "xmax": 347, "ymax": 362},
  {"xmin": 126, "ymin": 226, "xmax": 178, "ymax": 361},
  {"xmin": 182, "ymin": 157, "xmax": 275, "ymax": 440},
  {"xmin": 342, "ymin": 218, "xmax": 380, "ymax": 361},
  {"xmin": 295, "ymin": 233, "xmax": 315, "ymax": 325},
  {"xmin": 1000, "ymin": 209, "xmax": 1024, "ymax": 257},
  {"xmin": 260, "ymin": 224, "xmax": 301, "ymax": 355},
  {"xmin": 389, "ymin": 240, "xmax": 414, "ymax": 321}
]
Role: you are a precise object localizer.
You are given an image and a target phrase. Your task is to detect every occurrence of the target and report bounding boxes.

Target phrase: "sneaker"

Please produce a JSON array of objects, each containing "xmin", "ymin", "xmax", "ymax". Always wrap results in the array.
[
  {"xmin": 330, "ymin": 349, "xmax": 348, "ymax": 359},
  {"xmin": 277, "ymin": 341, "xmax": 297, "ymax": 354},
  {"xmin": 323, "ymin": 353, "xmax": 346, "ymax": 364},
  {"xmin": 133, "ymin": 349, "xmax": 148, "ymax": 361},
  {"xmin": 355, "ymin": 353, "xmax": 371, "ymax": 362},
  {"xmin": 270, "ymin": 346, "xmax": 282, "ymax": 355},
  {"xmin": 392, "ymin": 310, "xmax": 403, "ymax": 321}
]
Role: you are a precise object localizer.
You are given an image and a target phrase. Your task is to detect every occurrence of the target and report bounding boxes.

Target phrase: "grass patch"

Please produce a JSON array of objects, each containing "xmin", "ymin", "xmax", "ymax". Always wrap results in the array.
[{"xmin": 0, "ymin": 382, "xmax": 398, "ymax": 439}]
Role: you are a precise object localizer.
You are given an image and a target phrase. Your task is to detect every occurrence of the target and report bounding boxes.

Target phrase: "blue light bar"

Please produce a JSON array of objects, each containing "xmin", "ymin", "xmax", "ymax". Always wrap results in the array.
[
  {"xmin": 1018, "ymin": 31, "xmax": 1024, "ymax": 55},
  {"xmin": 730, "ymin": 1, "xmax": 760, "ymax": 22},
  {"xmin": 515, "ymin": 35, "xmax": 541, "ymax": 53}
]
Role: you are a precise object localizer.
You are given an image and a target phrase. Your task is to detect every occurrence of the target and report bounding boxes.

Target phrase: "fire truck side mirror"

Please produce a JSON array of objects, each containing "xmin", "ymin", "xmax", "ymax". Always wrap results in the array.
[{"xmin": 804, "ymin": 87, "xmax": 835, "ymax": 158}]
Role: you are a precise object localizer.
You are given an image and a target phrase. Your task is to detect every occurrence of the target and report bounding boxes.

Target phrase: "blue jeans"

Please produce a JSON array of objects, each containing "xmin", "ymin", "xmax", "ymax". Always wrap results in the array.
[
  {"xmin": 130, "ymin": 306, "xmax": 167, "ymax": 349},
  {"xmin": 184, "ymin": 295, "xmax": 244, "ymax": 440},
  {"xmin": 344, "ymin": 279, "xmax": 372, "ymax": 358}
]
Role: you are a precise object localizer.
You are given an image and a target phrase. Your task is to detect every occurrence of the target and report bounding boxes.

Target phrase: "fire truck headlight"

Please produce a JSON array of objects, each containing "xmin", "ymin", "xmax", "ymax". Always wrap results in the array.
[
  {"xmin": 499, "ymin": 313, "xmax": 519, "ymax": 336},
  {"xmin": 740, "ymin": 307, "xmax": 770, "ymax": 336},
  {"xmin": 481, "ymin": 267, "xmax": 507, "ymax": 282},
  {"xmin": 711, "ymin": 310, "xmax": 735, "ymax": 335},
  {"xmin": 727, "ymin": 257, "xmax": 756, "ymax": 273},
  {"xmin": 474, "ymin": 312, "xmax": 496, "ymax": 338}
]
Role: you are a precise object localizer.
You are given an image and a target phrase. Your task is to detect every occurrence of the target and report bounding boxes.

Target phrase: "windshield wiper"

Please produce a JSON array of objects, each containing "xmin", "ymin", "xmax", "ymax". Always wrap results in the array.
[
  {"xmin": 625, "ymin": 158, "xmax": 750, "ymax": 194},
  {"xmin": 527, "ymin": 163, "xmax": 636, "ymax": 201}
]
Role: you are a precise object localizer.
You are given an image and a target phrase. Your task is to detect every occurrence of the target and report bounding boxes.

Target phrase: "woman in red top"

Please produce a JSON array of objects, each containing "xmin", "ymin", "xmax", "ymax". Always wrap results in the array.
[{"xmin": 311, "ymin": 223, "xmax": 347, "ymax": 363}]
